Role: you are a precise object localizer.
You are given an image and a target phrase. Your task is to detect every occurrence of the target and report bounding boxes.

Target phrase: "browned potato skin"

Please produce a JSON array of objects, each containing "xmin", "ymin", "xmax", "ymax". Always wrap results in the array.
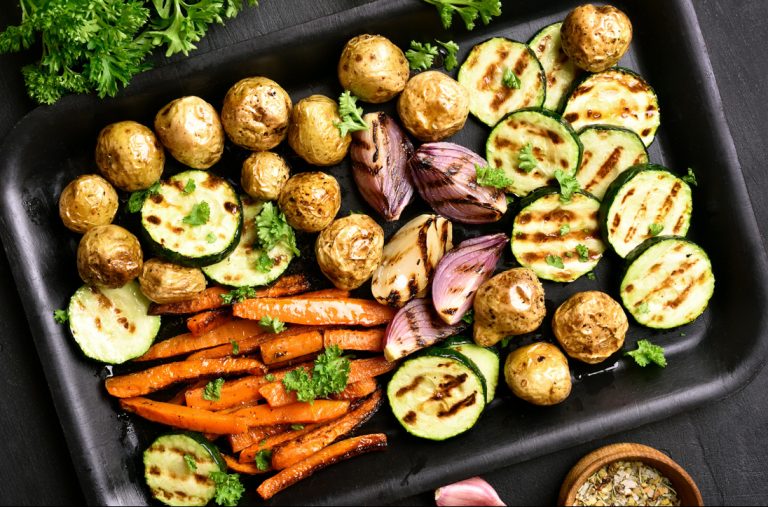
[
  {"xmin": 241, "ymin": 151, "xmax": 291, "ymax": 201},
  {"xmin": 59, "ymin": 175, "xmax": 118, "ymax": 234},
  {"xmin": 221, "ymin": 77, "xmax": 292, "ymax": 151},
  {"xmin": 338, "ymin": 34, "xmax": 410, "ymax": 103},
  {"xmin": 138, "ymin": 258, "xmax": 207, "ymax": 304},
  {"xmin": 553, "ymin": 291, "xmax": 628, "ymax": 364},
  {"xmin": 397, "ymin": 71, "xmax": 470, "ymax": 142},
  {"xmin": 95, "ymin": 121, "xmax": 165, "ymax": 192},
  {"xmin": 561, "ymin": 4, "xmax": 633, "ymax": 72},
  {"xmin": 77, "ymin": 225, "xmax": 143, "ymax": 288},
  {"xmin": 504, "ymin": 342, "xmax": 572, "ymax": 406},
  {"xmin": 154, "ymin": 96, "xmax": 224, "ymax": 169},
  {"xmin": 278, "ymin": 172, "xmax": 341, "ymax": 232},
  {"xmin": 315, "ymin": 214, "xmax": 384, "ymax": 290},
  {"xmin": 473, "ymin": 268, "xmax": 546, "ymax": 347},
  {"xmin": 288, "ymin": 95, "xmax": 351, "ymax": 166}
]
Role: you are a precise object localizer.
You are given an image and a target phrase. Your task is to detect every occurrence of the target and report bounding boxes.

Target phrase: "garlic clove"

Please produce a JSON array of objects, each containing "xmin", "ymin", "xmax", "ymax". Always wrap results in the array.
[{"xmin": 435, "ymin": 477, "xmax": 506, "ymax": 506}]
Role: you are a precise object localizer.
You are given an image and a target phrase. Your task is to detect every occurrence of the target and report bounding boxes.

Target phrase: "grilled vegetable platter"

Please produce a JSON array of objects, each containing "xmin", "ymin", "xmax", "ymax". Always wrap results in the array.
[{"xmin": 50, "ymin": 3, "xmax": 715, "ymax": 505}]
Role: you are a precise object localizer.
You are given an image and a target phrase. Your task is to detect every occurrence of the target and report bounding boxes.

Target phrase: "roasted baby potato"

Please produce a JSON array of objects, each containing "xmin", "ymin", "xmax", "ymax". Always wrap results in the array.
[
  {"xmin": 278, "ymin": 171, "xmax": 341, "ymax": 232},
  {"xmin": 221, "ymin": 76, "xmax": 292, "ymax": 151},
  {"xmin": 154, "ymin": 96, "xmax": 224, "ymax": 169},
  {"xmin": 77, "ymin": 224, "xmax": 143, "ymax": 288},
  {"xmin": 504, "ymin": 342, "xmax": 572, "ymax": 406},
  {"xmin": 338, "ymin": 34, "xmax": 410, "ymax": 103},
  {"xmin": 561, "ymin": 3, "xmax": 633, "ymax": 72},
  {"xmin": 241, "ymin": 151, "xmax": 291, "ymax": 201},
  {"xmin": 397, "ymin": 70, "xmax": 470, "ymax": 142},
  {"xmin": 553, "ymin": 291, "xmax": 628, "ymax": 364},
  {"xmin": 315, "ymin": 214, "xmax": 384, "ymax": 290},
  {"xmin": 473, "ymin": 268, "xmax": 546, "ymax": 347},
  {"xmin": 288, "ymin": 95, "xmax": 351, "ymax": 166},
  {"xmin": 59, "ymin": 174, "xmax": 119, "ymax": 234},
  {"xmin": 95, "ymin": 121, "xmax": 165, "ymax": 192},
  {"xmin": 138, "ymin": 258, "xmax": 206, "ymax": 304}
]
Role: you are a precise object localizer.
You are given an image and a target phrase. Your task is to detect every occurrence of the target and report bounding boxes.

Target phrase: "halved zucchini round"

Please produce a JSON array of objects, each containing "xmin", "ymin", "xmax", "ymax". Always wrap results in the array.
[
  {"xmin": 529, "ymin": 22, "xmax": 582, "ymax": 112},
  {"xmin": 447, "ymin": 342, "xmax": 499, "ymax": 403}
]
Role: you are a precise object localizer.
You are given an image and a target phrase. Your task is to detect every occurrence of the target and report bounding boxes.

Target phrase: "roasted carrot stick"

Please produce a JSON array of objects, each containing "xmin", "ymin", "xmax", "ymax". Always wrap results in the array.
[
  {"xmin": 187, "ymin": 326, "xmax": 320, "ymax": 360},
  {"xmin": 238, "ymin": 424, "xmax": 321, "ymax": 464},
  {"xmin": 232, "ymin": 400, "xmax": 349, "ymax": 427},
  {"xmin": 222, "ymin": 454, "xmax": 268, "ymax": 475},
  {"xmin": 185, "ymin": 375, "xmax": 267, "ymax": 411},
  {"xmin": 135, "ymin": 319, "xmax": 267, "ymax": 362},
  {"xmin": 323, "ymin": 328, "xmax": 385, "ymax": 352},
  {"xmin": 259, "ymin": 382, "xmax": 298, "ymax": 408},
  {"xmin": 229, "ymin": 425, "xmax": 290, "ymax": 454},
  {"xmin": 148, "ymin": 287, "xmax": 229, "ymax": 315},
  {"xmin": 233, "ymin": 297, "xmax": 396, "ymax": 327},
  {"xmin": 295, "ymin": 288, "xmax": 351, "ymax": 299},
  {"xmin": 256, "ymin": 434, "xmax": 388, "ymax": 500},
  {"xmin": 187, "ymin": 309, "xmax": 232, "ymax": 336},
  {"xmin": 270, "ymin": 390, "xmax": 382, "ymax": 470},
  {"xmin": 120, "ymin": 397, "xmax": 248, "ymax": 434},
  {"xmin": 332, "ymin": 378, "xmax": 378, "ymax": 400},
  {"xmin": 260, "ymin": 330, "xmax": 324, "ymax": 365},
  {"xmin": 105, "ymin": 357, "xmax": 266, "ymax": 398}
]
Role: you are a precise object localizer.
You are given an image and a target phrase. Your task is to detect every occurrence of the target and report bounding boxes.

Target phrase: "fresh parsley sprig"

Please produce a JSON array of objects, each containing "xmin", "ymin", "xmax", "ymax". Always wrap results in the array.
[
  {"xmin": 282, "ymin": 346, "xmax": 351, "ymax": 403},
  {"xmin": 254, "ymin": 449, "xmax": 272, "ymax": 471},
  {"xmin": 437, "ymin": 40, "xmax": 460, "ymax": 70},
  {"xmin": 406, "ymin": 41, "xmax": 439, "ymax": 71},
  {"xmin": 53, "ymin": 309, "xmax": 69, "ymax": 324},
  {"xmin": 554, "ymin": 169, "xmax": 580, "ymax": 203},
  {"xmin": 256, "ymin": 202, "xmax": 299, "ymax": 257},
  {"xmin": 202, "ymin": 378, "xmax": 225, "ymax": 401},
  {"xmin": 220, "ymin": 286, "xmax": 257, "ymax": 305},
  {"xmin": 334, "ymin": 91, "xmax": 368, "ymax": 137},
  {"xmin": 503, "ymin": 68, "xmax": 520, "ymax": 89},
  {"xmin": 476, "ymin": 164, "xmax": 513, "ymax": 189},
  {"xmin": 625, "ymin": 339, "xmax": 667, "ymax": 367},
  {"xmin": 127, "ymin": 181, "xmax": 161, "ymax": 213},
  {"xmin": 683, "ymin": 167, "xmax": 698, "ymax": 186},
  {"xmin": 546, "ymin": 254, "xmax": 564, "ymax": 269},
  {"xmin": 183, "ymin": 201, "xmax": 211, "ymax": 226},
  {"xmin": 422, "ymin": 0, "xmax": 502, "ymax": 30},
  {"xmin": 209, "ymin": 470, "xmax": 245, "ymax": 507},
  {"xmin": 517, "ymin": 143, "xmax": 537, "ymax": 173},
  {"xmin": 259, "ymin": 315, "xmax": 286, "ymax": 334}
]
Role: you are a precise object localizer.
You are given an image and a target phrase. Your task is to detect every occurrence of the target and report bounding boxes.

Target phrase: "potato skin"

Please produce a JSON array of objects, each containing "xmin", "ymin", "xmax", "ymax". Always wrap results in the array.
[
  {"xmin": 397, "ymin": 71, "xmax": 470, "ymax": 142},
  {"xmin": 59, "ymin": 174, "xmax": 118, "ymax": 233},
  {"xmin": 315, "ymin": 214, "xmax": 384, "ymax": 290},
  {"xmin": 473, "ymin": 268, "xmax": 546, "ymax": 347},
  {"xmin": 278, "ymin": 172, "xmax": 341, "ymax": 233},
  {"xmin": 288, "ymin": 95, "xmax": 351, "ymax": 166},
  {"xmin": 553, "ymin": 291, "xmax": 628, "ymax": 364},
  {"xmin": 561, "ymin": 4, "xmax": 633, "ymax": 72},
  {"xmin": 138, "ymin": 258, "xmax": 206, "ymax": 304},
  {"xmin": 504, "ymin": 342, "xmax": 572, "ymax": 406},
  {"xmin": 95, "ymin": 121, "xmax": 165, "ymax": 192},
  {"xmin": 154, "ymin": 96, "xmax": 224, "ymax": 169},
  {"xmin": 338, "ymin": 34, "xmax": 409, "ymax": 103},
  {"xmin": 77, "ymin": 225, "xmax": 143, "ymax": 288},
  {"xmin": 241, "ymin": 151, "xmax": 290, "ymax": 201},
  {"xmin": 221, "ymin": 77, "xmax": 292, "ymax": 151}
]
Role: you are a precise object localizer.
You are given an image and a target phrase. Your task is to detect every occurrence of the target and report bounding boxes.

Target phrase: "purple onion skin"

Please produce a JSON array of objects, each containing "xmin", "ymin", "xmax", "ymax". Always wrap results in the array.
[
  {"xmin": 351, "ymin": 112, "xmax": 415, "ymax": 221},
  {"xmin": 432, "ymin": 233, "xmax": 509, "ymax": 325},
  {"xmin": 383, "ymin": 297, "xmax": 467, "ymax": 361},
  {"xmin": 410, "ymin": 142, "xmax": 507, "ymax": 224}
]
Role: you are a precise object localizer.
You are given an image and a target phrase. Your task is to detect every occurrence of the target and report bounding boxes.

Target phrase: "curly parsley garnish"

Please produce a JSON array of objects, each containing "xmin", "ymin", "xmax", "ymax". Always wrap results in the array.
[
  {"xmin": 259, "ymin": 316, "xmax": 286, "ymax": 334},
  {"xmin": 209, "ymin": 471, "xmax": 245, "ymax": 507},
  {"xmin": 625, "ymin": 339, "xmax": 667, "ymax": 368},
  {"xmin": 220, "ymin": 287, "xmax": 257, "ymax": 305},
  {"xmin": 546, "ymin": 254, "xmax": 565, "ymax": 269},
  {"xmin": 182, "ymin": 201, "xmax": 210, "ymax": 226},
  {"xmin": 53, "ymin": 309, "xmax": 69, "ymax": 324},
  {"xmin": 255, "ymin": 202, "xmax": 299, "ymax": 256},
  {"xmin": 334, "ymin": 90, "xmax": 368, "ymax": 137},
  {"xmin": 282, "ymin": 346, "xmax": 351, "ymax": 403},
  {"xmin": 476, "ymin": 164, "xmax": 513, "ymax": 189},
  {"xmin": 554, "ymin": 169, "xmax": 580, "ymax": 203}
]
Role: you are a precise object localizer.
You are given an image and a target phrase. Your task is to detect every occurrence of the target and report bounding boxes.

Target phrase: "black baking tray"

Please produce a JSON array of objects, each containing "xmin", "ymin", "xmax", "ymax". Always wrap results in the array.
[{"xmin": 1, "ymin": 0, "xmax": 766, "ymax": 505}]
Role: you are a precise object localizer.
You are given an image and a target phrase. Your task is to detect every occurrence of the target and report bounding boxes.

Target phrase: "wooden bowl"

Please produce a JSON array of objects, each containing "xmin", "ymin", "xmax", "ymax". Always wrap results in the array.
[{"xmin": 558, "ymin": 443, "xmax": 703, "ymax": 506}]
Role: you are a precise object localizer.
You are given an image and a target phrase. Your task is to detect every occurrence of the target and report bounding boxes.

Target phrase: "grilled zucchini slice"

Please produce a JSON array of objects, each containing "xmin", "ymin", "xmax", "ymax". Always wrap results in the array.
[
  {"xmin": 458, "ymin": 37, "xmax": 545, "ymax": 126},
  {"xmin": 621, "ymin": 237, "xmax": 715, "ymax": 329},
  {"xmin": 529, "ymin": 22, "xmax": 582, "ymax": 112},
  {"xmin": 511, "ymin": 188, "xmax": 605, "ymax": 282},
  {"xmin": 599, "ymin": 164, "xmax": 693, "ymax": 258},
  {"xmin": 486, "ymin": 108, "xmax": 582, "ymax": 197},
  {"xmin": 576, "ymin": 126, "xmax": 649, "ymax": 200},
  {"xmin": 446, "ymin": 342, "xmax": 499, "ymax": 403},
  {"xmin": 563, "ymin": 68, "xmax": 661, "ymax": 146},
  {"xmin": 141, "ymin": 170, "xmax": 242, "ymax": 267}
]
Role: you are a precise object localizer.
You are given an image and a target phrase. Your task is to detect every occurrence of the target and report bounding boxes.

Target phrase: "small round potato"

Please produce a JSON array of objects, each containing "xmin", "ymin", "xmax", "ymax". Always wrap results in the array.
[
  {"xmin": 138, "ymin": 258, "xmax": 206, "ymax": 304},
  {"xmin": 288, "ymin": 95, "xmax": 351, "ymax": 166},
  {"xmin": 553, "ymin": 291, "xmax": 628, "ymax": 364},
  {"xmin": 95, "ymin": 121, "xmax": 165, "ymax": 192},
  {"xmin": 504, "ymin": 342, "xmax": 572, "ymax": 406},
  {"xmin": 154, "ymin": 96, "xmax": 224, "ymax": 169},
  {"xmin": 338, "ymin": 34, "xmax": 410, "ymax": 103},
  {"xmin": 278, "ymin": 172, "xmax": 341, "ymax": 232},
  {"xmin": 77, "ymin": 224, "xmax": 143, "ymax": 288},
  {"xmin": 241, "ymin": 151, "xmax": 291, "ymax": 201},
  {"xmin": 473, "ymin": 268, "xmax": 546, "ymax": 347},
  {"xmin": 397, "ymin": 70, "xmax": 470, "ymax": 142},
  {"xmin": 59, "ymin": 174, "xmax": 119, "ymax": 233},
  {"xmin": 315, "ymin": 214, "xmax": 384, "ymax": 290},
  {"xmin": 221, "ymin": 77, "xmax": 292, "ymax": 151},
  {"xmin": 561, "ymin": 4, "xmax": 633, "ymax": 72}
]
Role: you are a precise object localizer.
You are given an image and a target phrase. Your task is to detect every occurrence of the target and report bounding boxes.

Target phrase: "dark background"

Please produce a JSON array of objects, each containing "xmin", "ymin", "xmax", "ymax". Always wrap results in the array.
[{"xmin": 0, "ymin": 1, "xmax": 766, "ymax": 505}]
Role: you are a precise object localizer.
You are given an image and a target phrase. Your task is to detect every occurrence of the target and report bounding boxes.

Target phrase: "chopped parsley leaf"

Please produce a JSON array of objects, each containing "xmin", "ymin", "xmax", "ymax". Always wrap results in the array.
[
  {"xmin": 502, "ymin": 68, "xmax": 520, "ymax": 89},
  {"xmin": 476, "ymin": 164, "xmax": 513, "ymax": 188},
  {"xmin": 182, "ymin": 201, "xmax": 210, "ymax": 226},
  {"xmin": 53, "ymin": 309, "xmax": 69, "ymax": 324},
  {"xmin": 183, "ymin": 179, "xmax": 196, "ymax": 194},
  {"xmin": 517, "ymin": 143, "xmax": 537, "ymax": 173},
  {"xmin": 648, "ymin": 223, "xmax": 664, "ymax": 236},
  {"xmin": 334, "ymin": 90, "xmax": 368, "ymax": 137},
  {"xmin": 546, "ymin": 254, "xmax": 565, "ymax": 269},
  {"xmin": 576, "ymin": 244, "xmax": 590, "ymax": 262},
  {"xmin": 220, "ymin": 286, "xmax": 257, "ymax": 305},
  {"xmin": 202, "ymin": 378, "xmax": 225, "ymax": 401},
  {"xmin": 254, "ymin": 449, "xmax": 272, "ymax": 471},
  {"xmin": 183, "ymin": 454, "xmax": 197, "ymax": 471},
  {"xmin": 259, "ymin": 315, "xmax": 286, "ymax": 334},
  {"xmin": 625, "ymin": 339, "xmax": 667, "ymax": 368}
]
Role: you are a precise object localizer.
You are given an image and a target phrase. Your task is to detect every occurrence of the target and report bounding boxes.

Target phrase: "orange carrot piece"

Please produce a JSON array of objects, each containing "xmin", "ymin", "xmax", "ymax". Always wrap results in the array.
[
  {"xmin": 260, "ymin": 330, "xmax": 324, "ymax": 365},
  {"xmin": 223, "ymin": 454, "xmax": 268, "ymax": 475},
  {"xmin": 252, "ymin": 274, "xmax": 313, "ymax": 298},
  {"xmin": 295, "ymin": 288, "xmax": 351, "ymax": 299},
  {"xmin": 323, "ymin": 328, "xmax": 385, "ymax": 352},
  {"xmin": 232, "ymin": 400, "xmax": 349, "ymax": 427},
  {"xmin": 185, "ymin": 375, "xmax": 267, "ymax": 411},
  {"xmin": 259, "ymin": 382, "xmax": 298, "ymax": 408},
  {"xmin": 105, "ymin": 357, "xmax": 266, "ymax": 398},
  {"xmin": 148, "ymin": 287, "xmax": 229, "ymax": 315},
  {"xmin": 187, "ymin": 309, "xmax": 232, "ymax": 336},
  {"xmin": 229, "ymin": 425, "xmax": 290, "ymax": 454},
  {"xmin": 256, "ymin": 434, "xmax": 387, "ymax": 500},
  {"xmin": 238, "ymin": 424, "xmax": 322, "ymax": 463},
  {"xmin": 135, "ymin": 319, "xmax": 267, "ymax": 362},
  {"xmin": 120, "ymin": 397, "xmax": 248, "ymax": 434},
  {"xmin": 332, "ymin": 378, "xmax": 378, "ymax": 400},
  {"xmin": 187, "ymin": 333, "xmax": 272, "ymax": 360},
  {"xmin": 233, "ymin": 297, "xmax": 396, "ymax": 327},
  {"xmin": 270, "ymin": 390, "xmax": 382, "ymax": 470}
]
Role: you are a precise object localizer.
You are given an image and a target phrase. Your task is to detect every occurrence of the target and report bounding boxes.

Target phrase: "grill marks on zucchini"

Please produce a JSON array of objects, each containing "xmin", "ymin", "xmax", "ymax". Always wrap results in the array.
[
  {"xmin": 563, "ymin": 68, "xmax": 660, "ymax": 146},
  {"xmin": 621, "ymin": 238, "xmax": 714, "ymax": 329},
  {"xmin": 458, "ymin": 38, "xmax": 545, "ymax": 126},
  {"xmin": 576, "ymin": 126, "xmax": 649, "ymax": 199},
  {"xmin": 529, "ymin": 22, "xmax": 582, "ymax": 111}
]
